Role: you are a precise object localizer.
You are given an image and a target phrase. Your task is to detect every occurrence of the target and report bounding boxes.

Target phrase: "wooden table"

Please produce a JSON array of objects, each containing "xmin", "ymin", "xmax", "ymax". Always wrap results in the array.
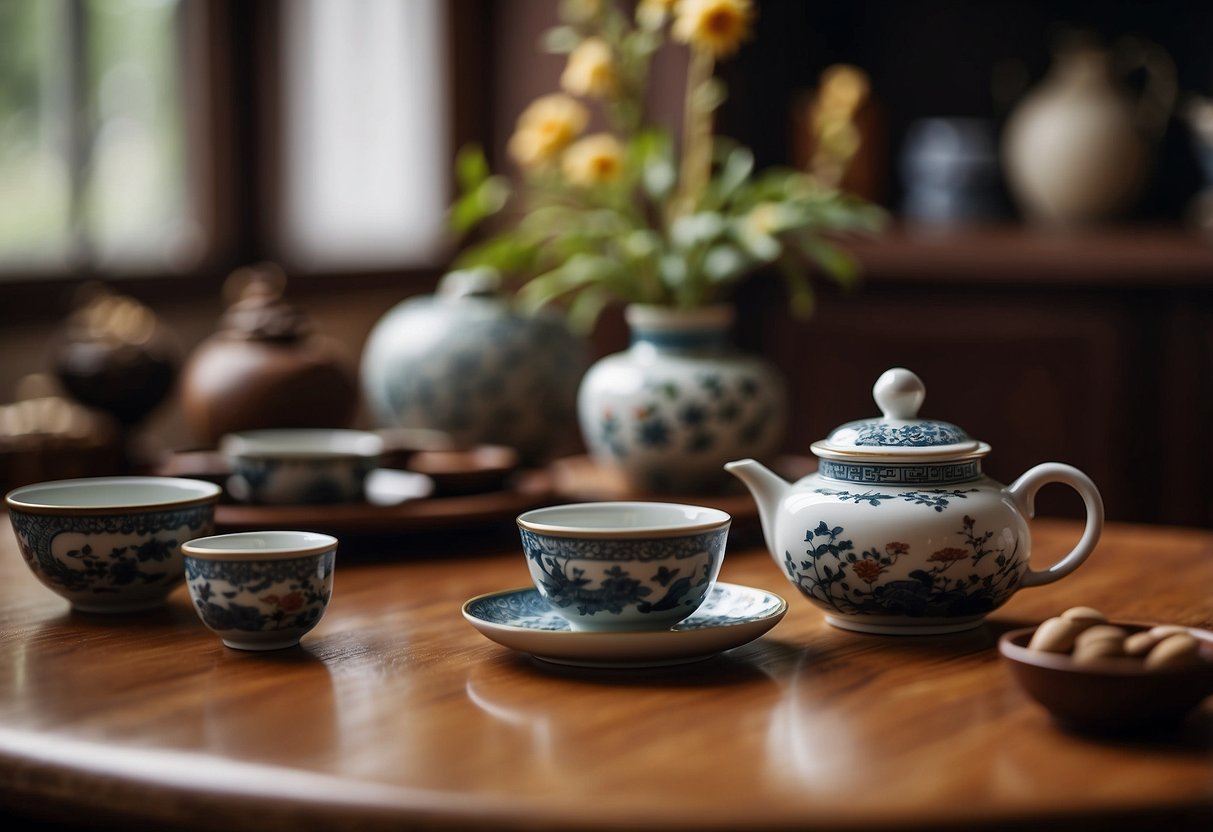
[{"xmin": 0, "ymin": 516, "xmax": 1210, "ymax": 831}]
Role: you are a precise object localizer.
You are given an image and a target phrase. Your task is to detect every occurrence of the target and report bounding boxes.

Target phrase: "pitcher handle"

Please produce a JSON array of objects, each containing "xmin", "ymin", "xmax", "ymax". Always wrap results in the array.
[
  {"xmin": 1006, "ymin": 463, "xmax": 1104, "ymax": 589},
  {"xmin": 1114, "ymin": 36, "xmax": 1177, "ymax": 140}
]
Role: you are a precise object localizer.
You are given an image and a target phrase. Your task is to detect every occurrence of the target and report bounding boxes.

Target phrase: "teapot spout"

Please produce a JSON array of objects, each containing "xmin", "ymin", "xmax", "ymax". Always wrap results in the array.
[{"xmin": 724, "ymin": 459, "xmax": 790, "ymax": 556}]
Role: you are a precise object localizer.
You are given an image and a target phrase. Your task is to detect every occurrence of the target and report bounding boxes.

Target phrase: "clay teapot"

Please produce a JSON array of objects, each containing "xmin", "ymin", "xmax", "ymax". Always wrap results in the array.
[
  {"xmin": 1003, "ymin": 38, "xmax": 1175, "ymax": 225},
  {"xmin": 180, "ymin": 264, "xmax": 359, "ymax": 446},
  {"xmin": 726, "ymin": 368, "xmax": 1104, "ymax": 635}
]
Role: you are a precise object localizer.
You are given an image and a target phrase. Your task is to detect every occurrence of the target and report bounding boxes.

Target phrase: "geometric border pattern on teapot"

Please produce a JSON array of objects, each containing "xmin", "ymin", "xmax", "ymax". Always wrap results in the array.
[{"xmin": 817, "ymin": 459, "xmax": 981, "ymax": 486}]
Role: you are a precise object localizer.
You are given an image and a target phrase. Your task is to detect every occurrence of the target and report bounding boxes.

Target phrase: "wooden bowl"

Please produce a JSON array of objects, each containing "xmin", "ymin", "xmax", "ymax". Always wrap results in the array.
[{"xmin": 999, "ymin": 624, "xmax": 1213, "ymax": 732}]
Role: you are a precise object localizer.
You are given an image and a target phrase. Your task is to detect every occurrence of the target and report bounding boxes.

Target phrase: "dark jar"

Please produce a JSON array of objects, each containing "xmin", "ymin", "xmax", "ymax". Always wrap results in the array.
[{"xmin": 180, "ymin": 264, "xmax": 359, "ymax": 446}]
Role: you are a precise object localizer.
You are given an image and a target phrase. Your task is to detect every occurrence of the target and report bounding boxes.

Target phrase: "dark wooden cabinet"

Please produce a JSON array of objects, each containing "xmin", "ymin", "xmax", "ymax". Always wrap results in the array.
[{"xmin": 727, "ymin": 227, "xmax": 1213, "ymax": 527}]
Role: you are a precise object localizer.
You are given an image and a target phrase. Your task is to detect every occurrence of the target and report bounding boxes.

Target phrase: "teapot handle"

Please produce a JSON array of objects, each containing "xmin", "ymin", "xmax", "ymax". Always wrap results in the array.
[{"xmin": 1006, "ymin": 463, "xmax": 1104, "ymax": 589}]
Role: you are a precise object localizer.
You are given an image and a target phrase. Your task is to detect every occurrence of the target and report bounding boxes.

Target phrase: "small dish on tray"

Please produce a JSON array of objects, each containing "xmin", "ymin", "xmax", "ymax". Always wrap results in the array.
[
  {"xmin": 462, "ymin": 582, "xmax": 787, "ymax": 668},
  {"xmin": 405, "ymin": 445, "xmax": 519, "ymax": 495}
]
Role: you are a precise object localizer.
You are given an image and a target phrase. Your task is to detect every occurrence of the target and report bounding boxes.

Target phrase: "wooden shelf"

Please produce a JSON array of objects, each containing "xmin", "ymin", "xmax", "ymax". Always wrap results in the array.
[{"xmin": 844, "ymin": 225, "xmax": 1213, "ymax": 287}]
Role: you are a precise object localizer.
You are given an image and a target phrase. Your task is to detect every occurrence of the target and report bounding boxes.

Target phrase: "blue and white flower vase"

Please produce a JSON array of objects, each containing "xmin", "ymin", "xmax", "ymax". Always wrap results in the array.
[
  {"xmin": 360, "ymin": 270, "xmax": 587, "ymax": 462},
  {"xmin": 578, "ymin": 304, "xmax": 786, "ymax": 493}
]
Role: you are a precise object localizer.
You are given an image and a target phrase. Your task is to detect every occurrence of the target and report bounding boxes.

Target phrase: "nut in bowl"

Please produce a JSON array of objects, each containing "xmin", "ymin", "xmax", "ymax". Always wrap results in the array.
[
  {"xmin": 221, "ymin": 429, "xmax": 383, "ymax": 504},
  {"xmin": 516, "ymin": 502, "xmax": 730, "ymax": 632},
  {"xmin": 181, "ymin": 530, "xmax": 337, "ymax": 650},
  {"xmin": 999, "ymin": 613, "xmax": 1213, "ymax": 732},
  {"xmin": 5, "ymin": 476, "xmax": 221, "ymax": 613}
]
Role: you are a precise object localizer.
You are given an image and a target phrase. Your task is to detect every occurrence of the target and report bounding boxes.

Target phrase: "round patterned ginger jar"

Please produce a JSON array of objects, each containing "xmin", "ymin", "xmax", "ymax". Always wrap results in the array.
[
  {"xmin": 360, "ymin": 270, "xmax": 587, "ymax": 462},
  {"xmin": 726, "ymin": 367, "xmax": 1104, "ymax": 635},
  {"xmin": 579, "ymin": 304, "xmax": 786, "ymax": 493}
]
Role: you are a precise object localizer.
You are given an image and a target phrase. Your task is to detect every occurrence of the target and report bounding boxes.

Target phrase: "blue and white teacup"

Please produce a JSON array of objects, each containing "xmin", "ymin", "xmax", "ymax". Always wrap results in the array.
[
  {"xmin": 516, "ymin": 501, "xmax": 731, "ymax": 632},
  {"xmin": 181, "ymin": 530, "xmax": 337, "ymax": 650},
  {"xmin": 221, "ymin": 429, "xmax": 382, "ymax": 504},
  {"xmin": 6, "ymin": 476, "xmax": 221, "ymax": 613}
]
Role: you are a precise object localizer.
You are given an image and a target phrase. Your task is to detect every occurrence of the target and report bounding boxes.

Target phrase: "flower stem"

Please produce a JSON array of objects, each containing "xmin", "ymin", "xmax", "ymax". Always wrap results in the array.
[{"xmin": 673, "ymin": 46, "xmax": 715, "ymax": 222}]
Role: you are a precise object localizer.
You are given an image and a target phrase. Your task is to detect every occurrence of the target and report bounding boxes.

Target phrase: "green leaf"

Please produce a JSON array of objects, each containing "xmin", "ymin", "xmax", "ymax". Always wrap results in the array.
[
  {"xmin": 622, "ymin": 29, "xmax": 660, "ymax": 62},
  {"xmin": 658, "ymin": 253, "xmax": 689, "ymax": 290},
  {"xmin": 715, "ymin": 147, "xmax": 754, "ymax": 202},
  {"xmin": 540, "ymin": 25, "xmax": 581, "ymax": 54},
  {"xmin": 448, "ymin": 193, "xmax": 484, "ymax": 235},
  {"xmin": 643, "ymin": 158, "xmax": 677, "ymax": 201},
  {"xmin": 622, "ymin": 229, "xmax": 661, "ymax": 260},
  {"xmin": 736, "ymin": 229, "xmax": 780, "ymax": 261},
  {"xmin": 448, "ymin": 176, "xmax": 510, "ymax": 235},
  {"xmin": 453, "ymin": 234, "xmax": 538, "ymax": 275},
  {"xmin": 671, "ymin": 212, "xmax": 726, "ymax": 250},
  {"xmin": 799, "ymin": 235, "xmax": 859, "ymax": 287},
  {"xmin": 455, "ymin": 144, "xmax": 490, "ymax": 192},
  {"xmin": 566, "ymin": 286, "xmax": 613, "ymax": 334},
  {"xmin": 776, "ymin": 256, "xmax": 816, "ymax": 318},
  {"xmin": 517, "ymin": 253, "xmax": 622, "ymax": 309},
  {"xmin": 703, "ymin": 244, "xmax": 750, "ymax": 283}
]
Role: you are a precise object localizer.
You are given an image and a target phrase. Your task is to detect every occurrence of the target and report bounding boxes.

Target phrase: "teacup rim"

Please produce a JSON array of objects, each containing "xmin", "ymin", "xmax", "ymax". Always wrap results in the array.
[
  {"xmin": 517, "ymin": 501, "xmax": 731, "ymax": 539},
  {"xmin": 182, "ymin": 530, "xmax": 338, "ymax": 560},
  {"xmin": 6, "ymin": 476, "xmax": 222, "ymax": 514},
  {"xmin": 221, "ymin": 428, "xmax": 384, "ymax": 459}
]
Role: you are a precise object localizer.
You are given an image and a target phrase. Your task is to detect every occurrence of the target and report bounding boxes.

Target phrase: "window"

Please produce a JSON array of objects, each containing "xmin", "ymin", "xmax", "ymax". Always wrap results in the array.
[
  {"xmin": 279, "ymin": 0, "xmax": 451, "ymax": 271},
  {"xmin": 0, "ymin": 0, "xmax": 197, "ymax": 274},
  {"xmin": 0, "ymin": 0, "xmax": 456, "ymax": 282}
]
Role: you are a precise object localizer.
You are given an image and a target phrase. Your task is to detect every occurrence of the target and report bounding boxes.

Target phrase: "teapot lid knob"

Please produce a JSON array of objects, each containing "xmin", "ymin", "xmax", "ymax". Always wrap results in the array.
[{"xmin": 874, "ymin": 367, "xmax": 925, "ymax": 420}]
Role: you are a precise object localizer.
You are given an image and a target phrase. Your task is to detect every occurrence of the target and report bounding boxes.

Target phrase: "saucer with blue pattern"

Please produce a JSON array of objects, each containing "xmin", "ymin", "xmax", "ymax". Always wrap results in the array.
[{"xmin": 462, "ymin": 582, "xmax": 787, "ymax": 668}]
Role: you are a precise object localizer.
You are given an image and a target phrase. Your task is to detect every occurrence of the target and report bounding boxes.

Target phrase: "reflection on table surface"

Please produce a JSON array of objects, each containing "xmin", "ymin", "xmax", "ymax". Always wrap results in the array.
[{"xmin": 0, "ymin": 517, "xmax": 1210, "ymax": 831}]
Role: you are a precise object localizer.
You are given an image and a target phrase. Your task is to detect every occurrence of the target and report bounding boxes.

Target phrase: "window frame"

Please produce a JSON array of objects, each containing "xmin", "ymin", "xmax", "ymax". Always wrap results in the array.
[{"xmin": 0, "ymin": 0, "xmax": 489, "ymax": 325}]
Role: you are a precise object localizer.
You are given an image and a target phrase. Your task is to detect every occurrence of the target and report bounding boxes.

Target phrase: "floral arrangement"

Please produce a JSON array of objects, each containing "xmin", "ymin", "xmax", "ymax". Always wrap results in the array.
[{"xmin": 450, "ymin": 0, "xmax": 883, "ymax": 330}]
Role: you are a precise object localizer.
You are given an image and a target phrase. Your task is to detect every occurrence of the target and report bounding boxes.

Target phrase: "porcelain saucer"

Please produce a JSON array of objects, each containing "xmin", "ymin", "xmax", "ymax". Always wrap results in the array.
[{"xmin": 462, "ymin": 582, "xmax": 787, "ymax": 668}]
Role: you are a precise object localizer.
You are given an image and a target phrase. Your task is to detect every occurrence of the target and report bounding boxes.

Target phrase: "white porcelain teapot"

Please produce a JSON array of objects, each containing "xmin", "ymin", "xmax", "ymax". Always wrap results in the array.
[{"xmin": 726, "ymin": 368, "xmax": 1103, "ymax": 635}]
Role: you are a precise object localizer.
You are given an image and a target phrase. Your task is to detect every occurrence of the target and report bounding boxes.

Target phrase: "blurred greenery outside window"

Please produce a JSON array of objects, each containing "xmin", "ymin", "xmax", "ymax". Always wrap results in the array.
[
  {"xmin": 0, "ymin": 0, "xmax": 451, "ymax": 282},
  {"xmin": 0, "ymin": 0, "xmax": 197, "ymax": 276}
]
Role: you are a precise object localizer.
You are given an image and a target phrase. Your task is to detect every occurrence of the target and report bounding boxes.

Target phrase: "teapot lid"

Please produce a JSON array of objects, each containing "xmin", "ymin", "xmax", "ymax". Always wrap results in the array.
[{"xmin": 811, "ymin": 368, "xmax": 989, "ymax": 461}]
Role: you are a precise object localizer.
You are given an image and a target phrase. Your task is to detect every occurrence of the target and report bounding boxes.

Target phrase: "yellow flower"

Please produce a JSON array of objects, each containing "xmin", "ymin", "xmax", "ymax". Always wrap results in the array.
[
  {"xmin": 562, "ymin": 133, "xmax": 626, "ymax": 187},
  {"xmin": 672, "ymin": 0, "xmax": 754, "ymax": 57},
  {"xmin": 507, "ymin": 94, "xmax": 589, "ymax": 171},
  {"xmin": 560, "ymin": 37, "xmax": 617, "ymax": 98}
]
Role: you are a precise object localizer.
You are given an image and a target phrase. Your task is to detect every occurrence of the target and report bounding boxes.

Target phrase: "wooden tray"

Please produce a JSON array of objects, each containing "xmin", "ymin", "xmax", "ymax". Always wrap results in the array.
[
  {"xmin": 156, "ymin": 451, "xmax": 554, "ymax": 536},
  {"xmin": 210, "ymin": 470, "xmax": 551, "ymax": 534}
]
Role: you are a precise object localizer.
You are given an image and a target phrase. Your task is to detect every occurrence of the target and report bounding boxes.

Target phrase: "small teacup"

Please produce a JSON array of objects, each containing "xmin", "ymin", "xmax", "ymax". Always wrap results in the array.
[
  {"xmin": 516, "ymin": 501, "xmax": 731, "ymax": 632},
  {"xmin": 221, "ymin": 429, "xmax": 382, "ymax": 504},
  {"xmin": 182, "ymin": 530, "xmax": 337, "ymax": 650},
  {"xmin": 6, "ymin": 476, "xmax": 222, "ymax": 613}
]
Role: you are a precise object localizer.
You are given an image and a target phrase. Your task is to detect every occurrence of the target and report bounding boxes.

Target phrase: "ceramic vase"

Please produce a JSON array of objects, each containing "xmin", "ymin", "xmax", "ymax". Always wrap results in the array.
[
  {"xmin": 578, "ymin": 304, "xmax": 786, "ymax": 493},
  {"xmin": 1003, "ymin": 41, "xmax": 1174, "ymax": 225},
  {"xmin": 360, "ymin": 271, "xmax": 587, "ymax": 462}
]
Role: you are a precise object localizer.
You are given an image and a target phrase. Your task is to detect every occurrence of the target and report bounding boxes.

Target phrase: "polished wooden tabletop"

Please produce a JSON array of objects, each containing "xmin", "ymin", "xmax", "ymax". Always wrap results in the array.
[{"xmin": 0, "ymin": 516, "xmax": 1210, "ymax": 831}]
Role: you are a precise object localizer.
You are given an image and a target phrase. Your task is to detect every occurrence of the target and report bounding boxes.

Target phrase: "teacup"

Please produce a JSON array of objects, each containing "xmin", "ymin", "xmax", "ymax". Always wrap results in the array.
[
  {"xmin": 221, "ymin": 429, "xmax": 383, "ymax": 504},
  {"xmin": 5, "ymin": 476, "xmax": 222, "ymax": 613},
  {"xmin": 181, "ymin": 530, "xmax": 337, "ymax": 650},
  {"xmin": 516, "ymin": 501, "xmax": 731, "ymax": 632}
]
